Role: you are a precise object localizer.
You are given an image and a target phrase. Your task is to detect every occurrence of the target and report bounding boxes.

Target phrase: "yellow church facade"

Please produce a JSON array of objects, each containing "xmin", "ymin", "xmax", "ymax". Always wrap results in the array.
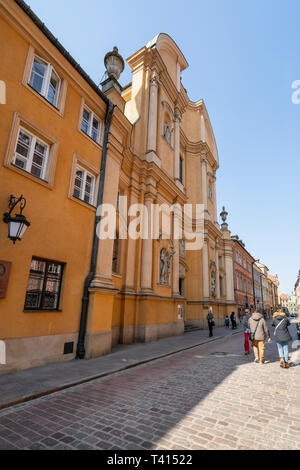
[{"xmin": 0, "ymin": 0, "xmax": 236, "ymax": 373}]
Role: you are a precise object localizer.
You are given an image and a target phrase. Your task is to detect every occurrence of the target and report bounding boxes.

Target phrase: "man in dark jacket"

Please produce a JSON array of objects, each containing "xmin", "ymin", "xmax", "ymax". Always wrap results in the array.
[
  {"xmin": 248, "ymin": 311, "xmax": 270, "ymax": 364},
  {"xmin": 207, "ymin": 308, "xmax": 214, "ymax": 337},
  {"xmin": 272, "ymin": 308, "xmax": 292, "ymax": 368},
  {"xmin": 230, "ymin": 311, "xmax": 237, "ymax": 329}
]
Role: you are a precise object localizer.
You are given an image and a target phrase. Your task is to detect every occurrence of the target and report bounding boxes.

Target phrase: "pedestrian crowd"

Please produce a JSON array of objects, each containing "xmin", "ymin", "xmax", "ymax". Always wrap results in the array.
[{"xmin": 206, "ymin": 305, "xmax": 299, "ymax": 368}]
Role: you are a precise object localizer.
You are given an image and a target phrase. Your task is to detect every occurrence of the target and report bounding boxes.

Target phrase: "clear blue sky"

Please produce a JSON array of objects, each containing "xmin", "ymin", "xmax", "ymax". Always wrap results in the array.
[{"xmin": 26, "ymin": 0, "xmax": 300, "ymax": 294}]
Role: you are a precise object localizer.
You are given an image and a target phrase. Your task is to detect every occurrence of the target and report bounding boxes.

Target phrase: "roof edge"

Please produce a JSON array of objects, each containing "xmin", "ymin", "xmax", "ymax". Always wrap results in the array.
[{"xmin": 14, "ymin": 0, "xmax": 110, "ymax": 106}]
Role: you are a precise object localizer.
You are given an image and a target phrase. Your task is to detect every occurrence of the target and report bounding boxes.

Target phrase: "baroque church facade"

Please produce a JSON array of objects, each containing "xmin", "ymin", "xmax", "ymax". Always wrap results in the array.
[{"xmin": 0, "ymin": 0, "xmax": 236, "ymax": 373}]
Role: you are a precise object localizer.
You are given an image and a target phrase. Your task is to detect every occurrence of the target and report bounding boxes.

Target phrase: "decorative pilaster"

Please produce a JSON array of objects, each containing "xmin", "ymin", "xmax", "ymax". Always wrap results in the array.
[
  {"xmin": 172, "ymin": 208, "xmax": 180, "ymax": 296},
  {"xmin": 212, "ymin": 173, "xmax": 218, "ymax": 225},
  {"xmin": 225, "ymin": 247, "xmax": 235, "ymax": 303},
  {"xmin": 91, "ymin": 151, "xmax": 121, "ymax": 289},
  {"xmin": 140, "ymin": 194, "xmax": 154, "ymax": 292},
  {"xmin": 201, "ymin": 152, "xmax": 210, "ymax": 220},
  {"xmin": 202, "ymin": 238, "xmax": 209, "ymax": 299},
  {"xmin": 200, "ymin": 114, "xmax": 206, "ymax": 142},
  {"xmin": 147, "ymin": 68, "xmax": 159, "ymax": 153},
  {"xmin": 215, "ymin": 241, "xmax": 220, "ymax": 300},
  {"xmin": 124, "ymin": 187, "xmax": 139, "ymax": 292},
  {"xmin": 174, "ymin": 107, "xmax": 181, "ymax": 182}
]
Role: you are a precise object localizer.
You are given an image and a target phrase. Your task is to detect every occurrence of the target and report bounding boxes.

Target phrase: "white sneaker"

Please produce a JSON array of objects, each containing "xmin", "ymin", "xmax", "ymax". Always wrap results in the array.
[{"xmin": 254, "ymin": 358, "xmax": 259, "ymax": 363}]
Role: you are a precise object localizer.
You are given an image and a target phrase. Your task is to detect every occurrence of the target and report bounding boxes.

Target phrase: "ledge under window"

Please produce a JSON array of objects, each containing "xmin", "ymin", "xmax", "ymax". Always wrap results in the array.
[
  {"xmin": 79, "ymin": 128, "xmax": 102, "ymax": 148},
  {"xmin": 70, "ymin": 194, "xmax": 97, "ymax": 211},
  {"xmin": 24, "ymin": 309, "xmax": 62, "ymax": 313}
]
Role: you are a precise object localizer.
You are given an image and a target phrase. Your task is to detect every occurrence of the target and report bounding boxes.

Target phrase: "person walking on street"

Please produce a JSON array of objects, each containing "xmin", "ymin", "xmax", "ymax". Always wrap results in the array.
[
  {"xmin": 230, "ymin": 311, "xmax": 237, "ymax": 329},
  {"xmin": 207, "ymin": 308, "xmax": 215, "ymax": 337},
  {"xmin": 272, "ymin": 307, "xmax": 292, "ymax": 369},
  {"xmin": 248, "ymin": 310, "xmax": 270, "ymax": 364},
  {"xmin": 242, "ymin": 309, "xmax": 251, "ymax": 355},
  {"xmin": 225, "ymin": 315, "xmax": 230, "ymax": 328},
  {"xmin": 297, "ymin": 321, "xmax": 300, "ymax": 340}
]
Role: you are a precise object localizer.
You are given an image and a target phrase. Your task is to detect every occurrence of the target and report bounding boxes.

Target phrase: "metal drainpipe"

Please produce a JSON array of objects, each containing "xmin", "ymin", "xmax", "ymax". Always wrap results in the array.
[{"xmin": 76, "ymin": 100, "xmax": 115, "ymax": 359}]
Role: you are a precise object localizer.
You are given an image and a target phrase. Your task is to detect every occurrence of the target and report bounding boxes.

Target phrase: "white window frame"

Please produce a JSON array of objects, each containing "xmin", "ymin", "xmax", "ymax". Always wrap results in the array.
[
  {"xmin": 73, "ymin": 166, "xmax": 95, "ymax": 205},
  {"xmin": 13, "ymin": 127, "xmax": 49, "ymax": 180},
  {"xmin": 29, "ymin": 55, "xmax": 61, "ymax": 107},
  {"xmin": 81, "ymin": 105, "xmax": 101, "ymax": 144}
]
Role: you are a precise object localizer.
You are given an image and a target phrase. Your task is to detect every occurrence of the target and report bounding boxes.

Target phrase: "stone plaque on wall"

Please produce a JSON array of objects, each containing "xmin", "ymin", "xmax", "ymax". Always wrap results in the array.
[{"xmin": 0, "ymin": 261, "xmax": 12, "ymax": 298}]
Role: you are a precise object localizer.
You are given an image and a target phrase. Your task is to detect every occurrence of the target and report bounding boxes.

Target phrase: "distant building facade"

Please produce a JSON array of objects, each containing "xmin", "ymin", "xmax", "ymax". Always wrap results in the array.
[
  {"xmin": 231, "ymin": 236, "xmax": 255, "ymax": 320},
  {"xmin": 256, "ymin": 262, "xmax": 279, "ymax": 318},
  {"xmin": 281, "ymin": 293, "xmax": 297, "ymax": 315}
]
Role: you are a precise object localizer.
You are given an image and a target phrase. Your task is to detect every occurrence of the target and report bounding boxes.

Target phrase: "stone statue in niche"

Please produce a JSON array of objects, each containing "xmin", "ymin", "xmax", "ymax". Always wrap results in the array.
[
  {"xmin": 211, "ymin": 272, "xmax": 216, "ymax": 297},
  {"xmin": 160, "ymin": 248, "xmax": 175, "ymax": 284},
  {"xmin": 163, "ymin": 121, "xmax": 171, "ymax": 145}
]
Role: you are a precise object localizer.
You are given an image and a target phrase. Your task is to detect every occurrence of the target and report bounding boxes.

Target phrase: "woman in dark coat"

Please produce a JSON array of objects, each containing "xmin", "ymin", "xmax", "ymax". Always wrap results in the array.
[{"xmin": 272, "ymin": 308, "xmax": 292, "ymax": 368}]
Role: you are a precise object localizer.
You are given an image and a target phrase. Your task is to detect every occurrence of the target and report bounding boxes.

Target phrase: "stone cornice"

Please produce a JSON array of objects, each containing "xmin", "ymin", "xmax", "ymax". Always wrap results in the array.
[
  {"xmin": 138, "ymin": 161, "xmax": 187, "ymax": 205},
  {"xmin": 180, "ymin": 130, "xmax": 219, "ymax": 171},
  {"xmin": 205, "ymin": 219, "xmax": 224, "ymax": 240}
]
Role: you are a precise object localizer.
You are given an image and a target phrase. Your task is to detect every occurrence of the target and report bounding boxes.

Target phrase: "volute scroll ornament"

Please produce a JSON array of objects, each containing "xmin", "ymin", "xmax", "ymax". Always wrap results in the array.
[
  {"xmin": 150, "ymin": 68, "xmax": 160, "ymax": 87},
  {"xmin": 174, "ymin": 107, "xmax": 182, "ymax": 123}
]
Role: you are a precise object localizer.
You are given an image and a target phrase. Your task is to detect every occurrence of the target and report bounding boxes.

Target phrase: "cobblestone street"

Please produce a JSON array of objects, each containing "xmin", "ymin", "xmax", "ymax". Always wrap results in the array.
[{"xmin": 0, "ymin": 329, "xmax": 300, "ymax": 450}]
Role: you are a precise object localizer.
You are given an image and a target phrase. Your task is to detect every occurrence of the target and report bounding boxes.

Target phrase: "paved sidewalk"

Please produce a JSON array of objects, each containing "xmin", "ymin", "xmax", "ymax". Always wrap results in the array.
[
  {"xmin": 0, "ymin": 324, "xmax": 299, "ymax": 450},
  {"xmin": 0, "ymin": 324, "xmax": 242, "ymax": 410}
]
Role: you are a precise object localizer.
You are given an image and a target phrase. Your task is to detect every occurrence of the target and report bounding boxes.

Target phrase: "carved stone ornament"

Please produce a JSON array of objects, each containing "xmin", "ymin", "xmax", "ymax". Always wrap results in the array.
[
  {"xmin": 150, "ymin": 69, "xmax": 160, "ymax": 86},
  {"xmin": 174, "ymin": 107, "xmax": 182, "ymax": 122}
]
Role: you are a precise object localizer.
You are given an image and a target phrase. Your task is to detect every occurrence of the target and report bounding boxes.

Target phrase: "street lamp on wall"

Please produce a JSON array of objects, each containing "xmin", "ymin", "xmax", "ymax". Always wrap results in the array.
[{"xmin": 3, "ymin": 195, "xmax": 30, "ymax": 244}]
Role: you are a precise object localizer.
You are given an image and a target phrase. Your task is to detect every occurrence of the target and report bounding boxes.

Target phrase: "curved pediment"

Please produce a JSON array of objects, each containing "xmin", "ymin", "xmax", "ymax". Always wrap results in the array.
[
  {"xmin": 146, "ymin": 33, "xmax": 188, "ymax": 89},
  {"xmin": 183, "ymin": 99, "xmax": 219, "ymax": 166},
  {"xmin": 146, "ymin": 33, "xmax": 188, "ymax": 71}
]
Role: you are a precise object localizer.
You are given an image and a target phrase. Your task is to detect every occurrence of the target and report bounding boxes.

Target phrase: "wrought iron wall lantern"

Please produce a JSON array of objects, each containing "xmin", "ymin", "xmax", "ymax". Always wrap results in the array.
[{"xmin": 3, "ymin": 195, "xmax": 30, "ymax": 244}]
